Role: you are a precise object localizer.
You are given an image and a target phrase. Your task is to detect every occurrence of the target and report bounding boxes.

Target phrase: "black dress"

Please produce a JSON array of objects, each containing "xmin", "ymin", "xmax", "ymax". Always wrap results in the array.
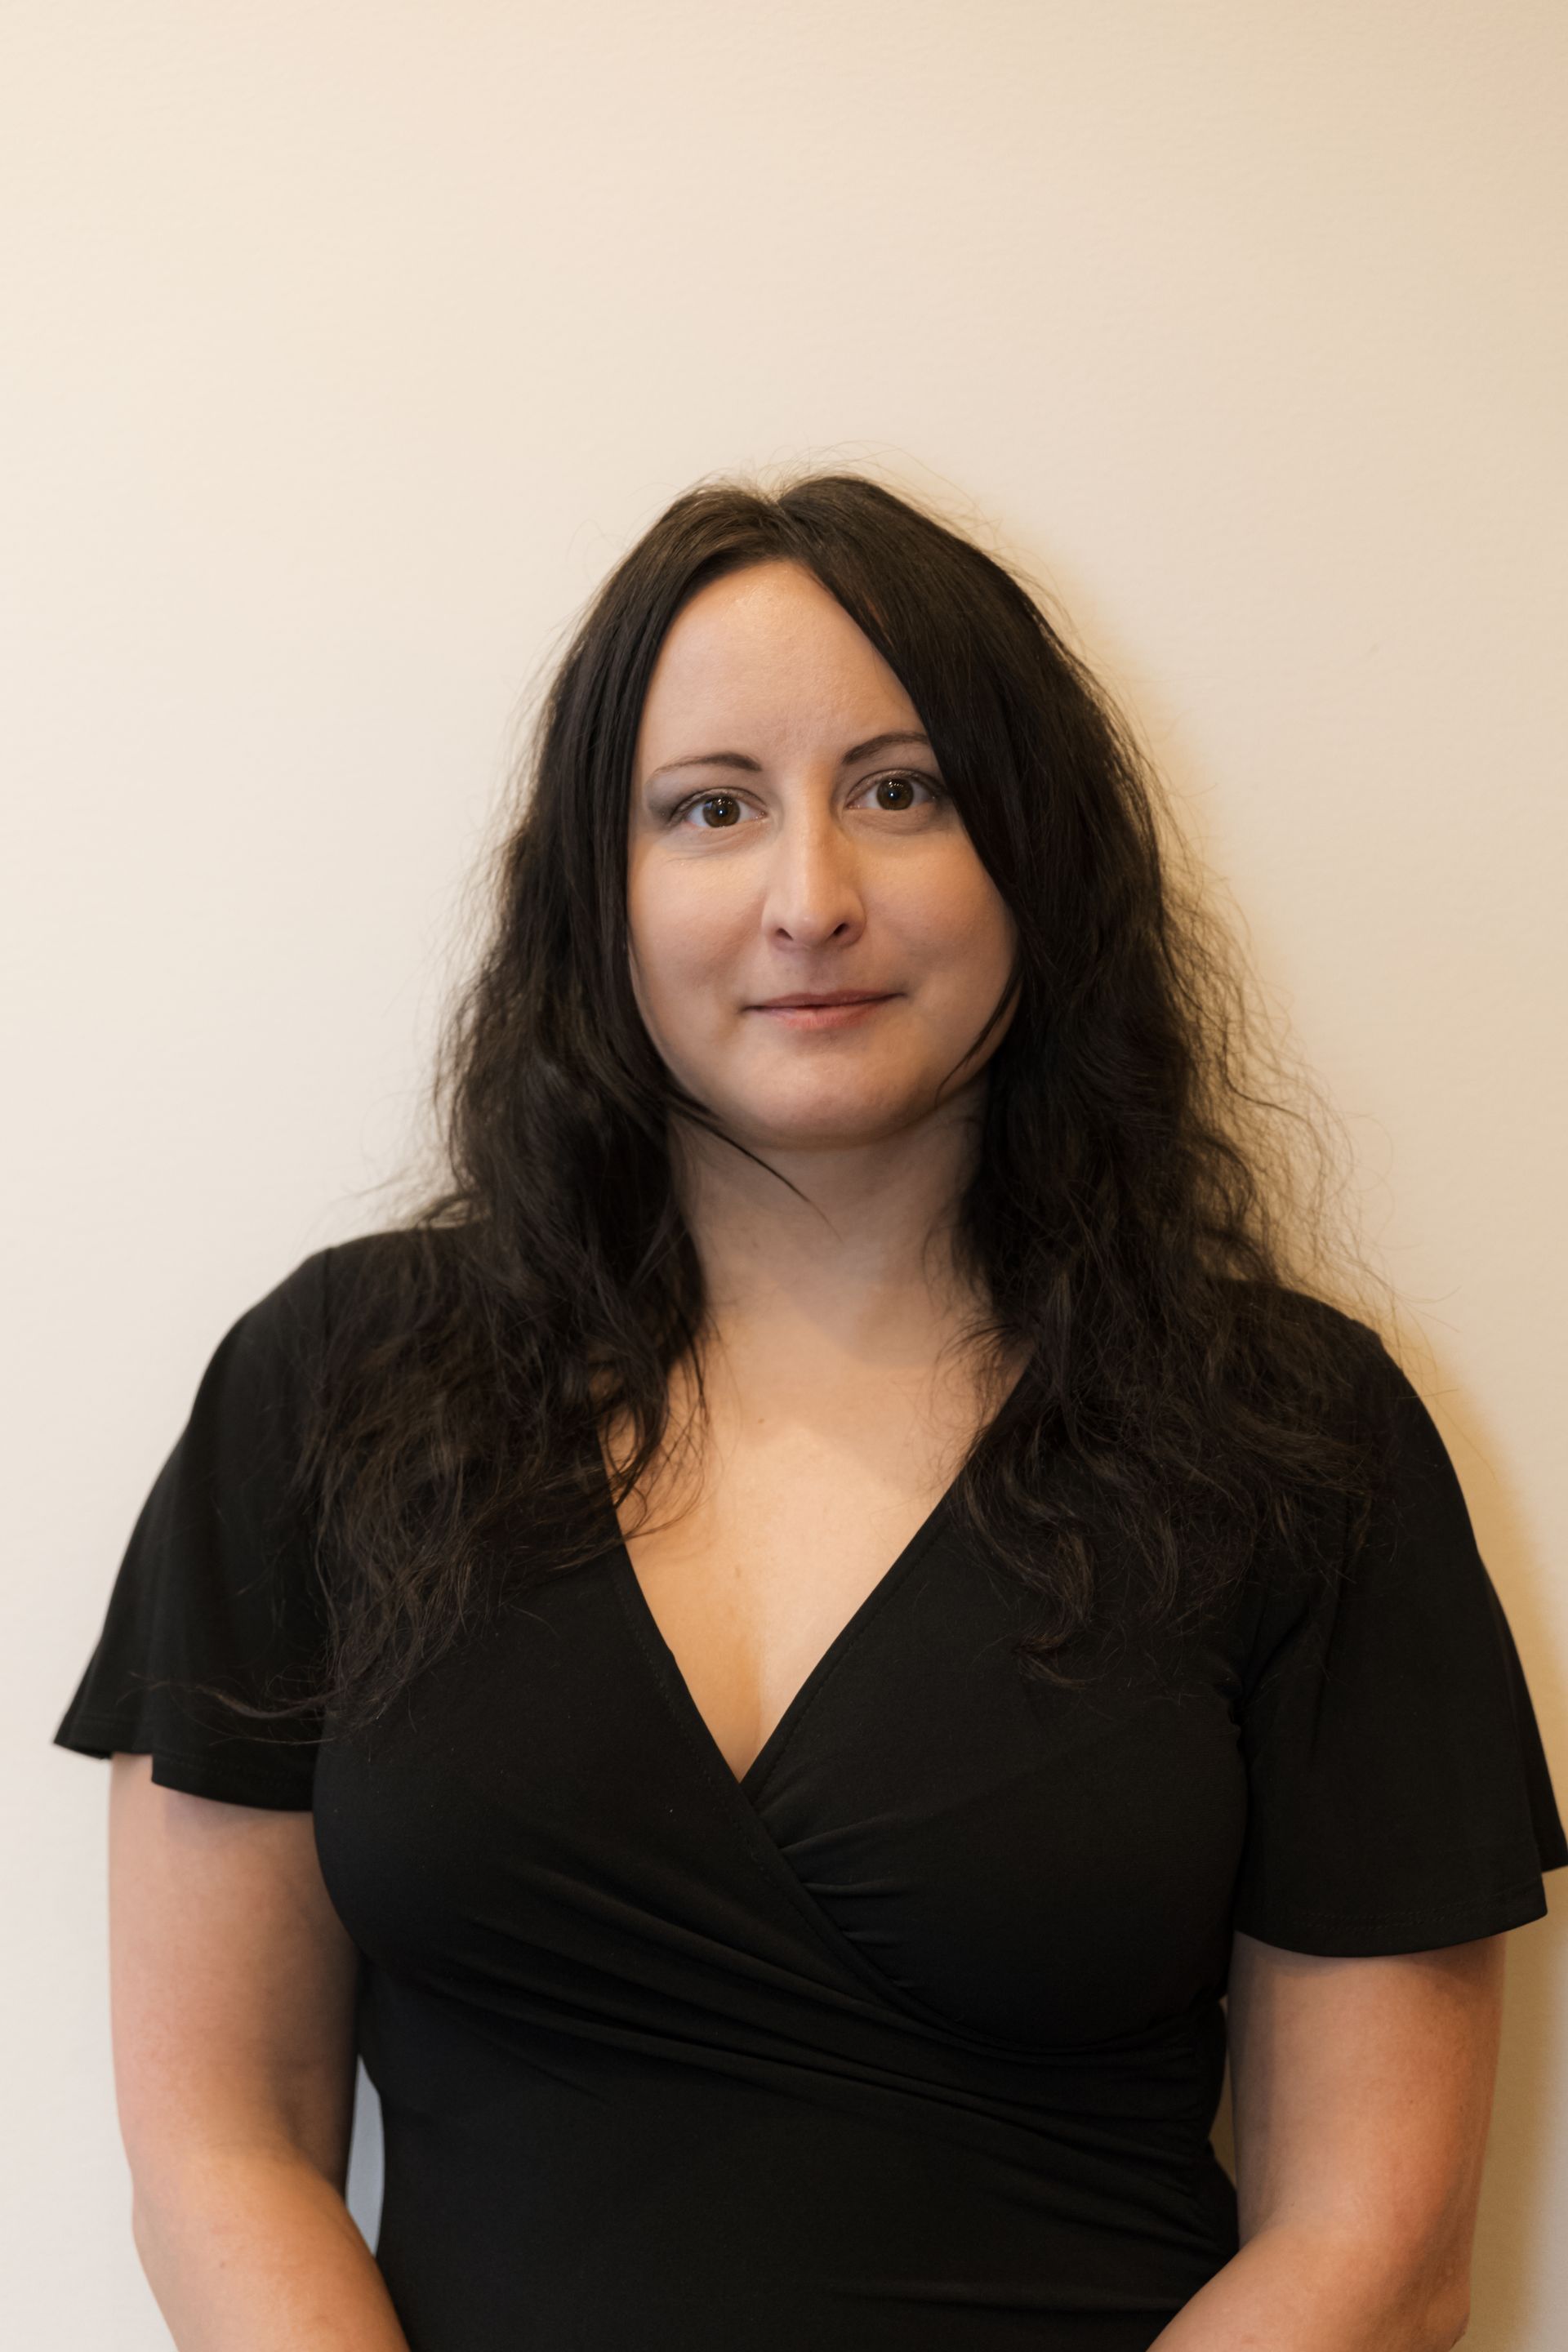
[{"xmin": 54, "ymin": 1236, "xmax": 1568, "ymax": 2351}]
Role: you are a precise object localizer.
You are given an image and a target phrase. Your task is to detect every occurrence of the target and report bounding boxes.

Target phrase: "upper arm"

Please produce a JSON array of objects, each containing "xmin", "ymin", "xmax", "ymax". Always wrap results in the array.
[
  {"xmin": 1227, "ymin": 1924, "xmax": 1505, "ymax": 2330},
  {"xmin": 109, "ymin": 1753, "xmax": 363, "ymax": 2203}
]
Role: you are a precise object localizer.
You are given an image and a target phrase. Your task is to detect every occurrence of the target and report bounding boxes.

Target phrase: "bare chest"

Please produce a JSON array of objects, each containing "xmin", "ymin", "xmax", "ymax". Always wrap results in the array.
[{"xmin": 605, "ymin": 1405, "xmax": 977, "ymax": 1786}]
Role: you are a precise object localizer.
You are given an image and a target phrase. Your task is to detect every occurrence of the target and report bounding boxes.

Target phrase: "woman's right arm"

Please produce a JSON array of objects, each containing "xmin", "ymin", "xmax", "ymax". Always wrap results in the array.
[{"xmin": 109, "ymin": 1753, "xmax": 411, "ymax": 2350}]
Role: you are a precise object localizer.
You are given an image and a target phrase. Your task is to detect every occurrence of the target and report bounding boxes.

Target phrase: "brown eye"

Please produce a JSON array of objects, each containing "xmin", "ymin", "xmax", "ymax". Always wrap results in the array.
[
  {"xmin": 865, "ymin": 770, "xmax": 941, "ymax": 812},
  {"xmin": 678, "ymin": 792, "xmax": 746, "ymax": 830}
]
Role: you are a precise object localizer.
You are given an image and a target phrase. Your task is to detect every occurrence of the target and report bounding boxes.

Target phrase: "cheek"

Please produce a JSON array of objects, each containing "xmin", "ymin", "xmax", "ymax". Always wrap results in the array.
[
  {"xmin": 898, "ymin": 862, "xmax": 1013, "ymax": 986},
  {"xmin": 627, "ymin": 865, "xmax": 744, "ymax": 1030}
]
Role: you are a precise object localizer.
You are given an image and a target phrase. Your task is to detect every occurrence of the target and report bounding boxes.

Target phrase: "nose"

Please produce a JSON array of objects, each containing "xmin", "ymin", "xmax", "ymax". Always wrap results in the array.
[{"xmin": 758, "ymin": 795, "xmax": 867, "ymax": 950}]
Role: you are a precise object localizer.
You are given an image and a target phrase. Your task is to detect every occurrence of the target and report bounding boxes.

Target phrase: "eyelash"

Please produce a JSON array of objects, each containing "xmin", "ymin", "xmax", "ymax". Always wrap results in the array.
[{"xmin": 666, "ymin": 769, "xmax": 945, "ymax": 830}]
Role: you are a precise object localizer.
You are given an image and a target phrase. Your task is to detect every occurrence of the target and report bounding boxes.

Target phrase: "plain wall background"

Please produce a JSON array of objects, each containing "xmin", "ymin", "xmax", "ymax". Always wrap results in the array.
[{"xmin": 8, "ymin": 3, "xmax": 1565, "ymax": 2343}]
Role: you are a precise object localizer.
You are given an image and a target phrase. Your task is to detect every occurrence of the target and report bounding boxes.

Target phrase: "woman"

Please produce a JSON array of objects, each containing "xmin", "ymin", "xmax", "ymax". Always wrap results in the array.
[{"xmin": 56, "ymin": 470, "xmax": 1566, "ymax": 2350}]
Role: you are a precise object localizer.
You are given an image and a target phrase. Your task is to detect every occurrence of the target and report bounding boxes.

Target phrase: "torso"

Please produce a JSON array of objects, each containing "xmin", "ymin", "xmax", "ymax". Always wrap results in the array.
[{"xmin": 599, "ymin": 1334, "xmax": 1027, "ymax": 1783}]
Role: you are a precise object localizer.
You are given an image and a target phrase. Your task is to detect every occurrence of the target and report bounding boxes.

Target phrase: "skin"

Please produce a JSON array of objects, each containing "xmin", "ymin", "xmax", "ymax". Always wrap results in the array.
[
  {"xmin": 105, "ymin": 555, "xmax": 1036, "ymax": 2343},
  {"xmin": 621, "ymin": 556, "xmax": 1504, "ymax": 2351},
  {"xmin": 109, "ymin": 1753, "xmax": 408, "ymax": 2346},
  {"xmin": 626, "ymin": 554, "xmax": 1018, "ymax": 1286},
  {"xmin": 617, "ymin": 556, "xmax": 1027, "ymax": 1782},
  {"xmin": 105, "ymin": 555, "xmax": 1504, "ymax": 2352}
]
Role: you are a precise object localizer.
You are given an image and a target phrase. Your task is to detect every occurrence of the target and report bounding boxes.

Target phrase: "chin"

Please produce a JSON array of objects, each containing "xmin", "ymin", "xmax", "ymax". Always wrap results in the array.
[{"xmin": 731, "ymin": 1080, "xmax": 931, "ymax": 1147}]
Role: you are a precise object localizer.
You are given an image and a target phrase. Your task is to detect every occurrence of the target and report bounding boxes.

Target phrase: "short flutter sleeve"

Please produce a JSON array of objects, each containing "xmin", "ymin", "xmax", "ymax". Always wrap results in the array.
[
  {"xmin": 52, "ymin": 1246, "xmax": 336, "ymax": 1811},
  {"xmin": 1231, "ymin": 1336, "xmax": 1568, "ymax": 1954}
]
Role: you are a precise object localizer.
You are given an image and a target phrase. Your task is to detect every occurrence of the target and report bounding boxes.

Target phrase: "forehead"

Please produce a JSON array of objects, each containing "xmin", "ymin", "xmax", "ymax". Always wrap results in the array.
[{"xmin": 635, "ymin": 561, "xmax": 919, "ymax": 760}]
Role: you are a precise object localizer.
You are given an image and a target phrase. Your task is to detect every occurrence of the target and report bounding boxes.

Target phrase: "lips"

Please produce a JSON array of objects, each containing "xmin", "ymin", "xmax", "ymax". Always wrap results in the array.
[
  {"xmin": 751, "ymin": 992, "xmax": 890, "ymax": 1009},
  {"xmin": 746, "ymin": 992, "xmax": 896, "ymax": 1031}
]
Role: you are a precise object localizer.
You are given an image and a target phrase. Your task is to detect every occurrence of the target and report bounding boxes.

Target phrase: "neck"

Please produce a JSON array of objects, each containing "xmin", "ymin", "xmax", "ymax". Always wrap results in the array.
[{"xmin": 666, "ymin": 1080, "xmax": 993, "ymax": 1372}]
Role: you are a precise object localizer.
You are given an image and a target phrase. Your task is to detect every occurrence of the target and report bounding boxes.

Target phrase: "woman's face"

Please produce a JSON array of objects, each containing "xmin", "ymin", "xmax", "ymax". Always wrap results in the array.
[{"xmin": 626, "ymin": 559, "xmax": 1018, "ymax": 1153}]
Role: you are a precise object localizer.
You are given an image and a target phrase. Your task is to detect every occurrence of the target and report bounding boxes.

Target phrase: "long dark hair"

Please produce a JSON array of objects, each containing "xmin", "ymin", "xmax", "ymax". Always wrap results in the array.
[{"xmin": 243, "ymin": 466, "xmax": 1396, "ymax": 1743}]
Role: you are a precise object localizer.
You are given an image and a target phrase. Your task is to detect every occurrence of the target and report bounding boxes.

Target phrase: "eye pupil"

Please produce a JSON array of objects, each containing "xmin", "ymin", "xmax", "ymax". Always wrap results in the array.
[{"xmin": 699, "ymin": 794, "xmax": 740, "ymax": 827}]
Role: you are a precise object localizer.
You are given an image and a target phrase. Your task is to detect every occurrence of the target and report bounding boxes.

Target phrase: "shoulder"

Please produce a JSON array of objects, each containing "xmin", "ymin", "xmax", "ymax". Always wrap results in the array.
[
  {"xmin": 315, "ymin": 1222, "xmax": 472, "ymax": 1333},
  {"xmin": 1232, "ymin": 1285, "xmax": 1491, "ymax": 1619},
  {"xmin": 1230, "ymin": 1275, "xmax": 1380, "ymax": 1355},
  {"xmin": 1227, "ymin": 1277, "xmax": 1414, "ymax": 1422},
  {"xmin": 211, "ymin": 1227, "xmax": 448, "ymax": 1407},
  {"xmin": 1216, "ymin": 1283, "xmax": 1439, "ymax": 1630},
  {"xmin": 266, "ymin": 1225, "xmax": 481, "ymax": 1413},
  {"xmin": 1266, "ymin": 1289, "xmax": 1452, "ymax": 1473},
  {"xmin": 266, "ymin": 1223, "xmax": 471, "ymax": 1325}
]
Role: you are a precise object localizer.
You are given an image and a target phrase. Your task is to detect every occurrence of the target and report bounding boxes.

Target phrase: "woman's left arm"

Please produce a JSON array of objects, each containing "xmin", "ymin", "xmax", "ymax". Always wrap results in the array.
[{"xmin": 1148, "ymin": 1927, "xmax": 1506, "ymax": 2352}]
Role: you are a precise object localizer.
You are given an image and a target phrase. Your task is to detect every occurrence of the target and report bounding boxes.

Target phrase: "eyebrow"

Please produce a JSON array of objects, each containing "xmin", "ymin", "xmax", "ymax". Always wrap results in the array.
[{"xmin": 644, "ymin": 728, "xmax": 933, "ymax": 786}]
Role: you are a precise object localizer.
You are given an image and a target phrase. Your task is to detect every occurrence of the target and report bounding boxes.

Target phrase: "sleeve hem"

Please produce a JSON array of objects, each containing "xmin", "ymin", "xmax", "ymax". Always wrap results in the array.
[
  {"xmin": 1234, "ymin": 1869, "xmax": 1558, "ymax": 1955},
  {"xmin": 53, "ymin": 1713, "xmax": 316, "ymax": 1812}
]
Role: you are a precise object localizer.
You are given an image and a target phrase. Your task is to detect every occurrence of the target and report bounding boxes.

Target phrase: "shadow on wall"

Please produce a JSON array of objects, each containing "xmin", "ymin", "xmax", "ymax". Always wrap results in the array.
[
  {"xmin": 1211, "ymin": 2025, "xmax": 1235, "ymax": 2184},
  {"xmin": 346, "ymin": 2064, "xmax": 384, "ymax": 2252}
]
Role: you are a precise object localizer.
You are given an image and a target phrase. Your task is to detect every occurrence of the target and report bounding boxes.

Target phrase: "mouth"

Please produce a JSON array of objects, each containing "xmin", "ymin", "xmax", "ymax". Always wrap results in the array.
[{"xmin": 746, "ymin": 991, "xmax": 897, "ymax": 1031}]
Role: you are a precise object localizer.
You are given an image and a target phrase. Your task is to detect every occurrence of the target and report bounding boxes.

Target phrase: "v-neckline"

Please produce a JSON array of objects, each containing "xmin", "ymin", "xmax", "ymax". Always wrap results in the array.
[{"xmin": 608, "ymin": 1475, "xmax": 956, "ymax": 1804}]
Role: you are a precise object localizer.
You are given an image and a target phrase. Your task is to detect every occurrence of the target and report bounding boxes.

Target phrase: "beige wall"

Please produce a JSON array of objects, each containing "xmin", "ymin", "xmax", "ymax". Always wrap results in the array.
[{"xmin": 11, "ymin": 3, "xmax": 1565, "ymax": 2341}]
